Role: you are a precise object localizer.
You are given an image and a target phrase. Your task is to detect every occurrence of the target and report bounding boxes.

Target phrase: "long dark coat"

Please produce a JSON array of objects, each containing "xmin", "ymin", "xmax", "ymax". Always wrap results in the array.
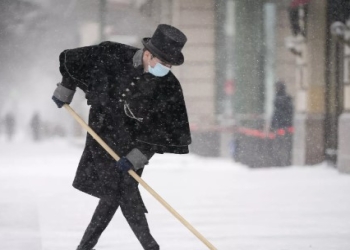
[
  {"xmin": 59, "ymin": 41, "xmax": 191, "ymax": 208},
  {"xmin": 271, "ymin": 93, "xmax": 293, "ymax": 130}
]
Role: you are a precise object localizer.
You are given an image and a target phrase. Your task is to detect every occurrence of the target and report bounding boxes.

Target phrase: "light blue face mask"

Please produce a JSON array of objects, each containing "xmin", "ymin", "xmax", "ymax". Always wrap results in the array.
[{"xmin": 148, "ymin": 63, "xmax": 171, "ymax": 77}]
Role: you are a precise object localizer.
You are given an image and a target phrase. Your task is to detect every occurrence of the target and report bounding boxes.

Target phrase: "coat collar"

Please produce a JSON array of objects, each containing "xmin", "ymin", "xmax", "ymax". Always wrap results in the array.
[
  {"xmin": 131, "ymin": 49, "xmax": 145, "ymax": 76},
  {"xmin": 133, "ymin": 49, "xmax": 143, "ymax": 68}
]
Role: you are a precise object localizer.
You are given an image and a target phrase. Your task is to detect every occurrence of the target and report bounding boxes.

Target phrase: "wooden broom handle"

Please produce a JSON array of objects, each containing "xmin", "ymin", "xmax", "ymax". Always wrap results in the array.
[{"xmin": 63, "ymin": 104, "xmax": 217, "ymax": 250}]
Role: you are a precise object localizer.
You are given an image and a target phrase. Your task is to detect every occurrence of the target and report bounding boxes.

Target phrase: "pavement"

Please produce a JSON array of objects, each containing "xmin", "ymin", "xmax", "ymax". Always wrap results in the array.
[{"xmin": 1, "ymin": 139, "xmax": 350, "ymax": 250}]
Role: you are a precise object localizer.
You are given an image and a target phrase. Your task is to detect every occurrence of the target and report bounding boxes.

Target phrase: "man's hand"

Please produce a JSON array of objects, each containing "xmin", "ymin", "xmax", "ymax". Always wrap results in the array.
[
  {"xmin": 116, "ymin": 149, "xmax": 149, "ymax": 172},
  {"xmin": 52, "ymin": 96, "xmax": 66, "ymax": 108},
  {"xmin": 116, "ymin": 157, "xmax": 134, "ymax": 172},
  {"xmin": 52, "ymin": 83, "xmax": 75, "ymax": 108}
]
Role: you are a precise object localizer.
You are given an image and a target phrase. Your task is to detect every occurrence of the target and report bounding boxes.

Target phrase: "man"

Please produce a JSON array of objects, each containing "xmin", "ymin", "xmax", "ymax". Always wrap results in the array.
[
  {"xmin": 270, "ymin": 81, "xmax": 293, "ymax": 166},
  {"xmin": 52, "ymin": 24, "xmax": 191, "ymax": 250},
  {"xmin": 270, "ymin": 81, "xmax": 293, "ymax": 131}
]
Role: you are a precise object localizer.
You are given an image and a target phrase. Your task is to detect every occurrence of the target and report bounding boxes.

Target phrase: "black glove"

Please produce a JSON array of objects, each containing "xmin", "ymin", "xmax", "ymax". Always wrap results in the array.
[
  {"xmin": 115, "ymin": 157, "xmax": 134, "ymax": 172},
  {"xmin": 116, "ymin": 148, "xmax": 149, "ymax": 172},
  {"xmin": 52, "ymin": 83, "xmax": 76, "ymax": 108},
  {"xmin": 52, "ymin": 96, "xmax": 66, "ymax": 108}
]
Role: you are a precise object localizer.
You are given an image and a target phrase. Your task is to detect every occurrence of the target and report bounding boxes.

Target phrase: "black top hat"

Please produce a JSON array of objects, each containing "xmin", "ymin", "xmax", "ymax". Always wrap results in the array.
[{"xmin": 142, "ymin": 24, "xmax": 187, "ymax": 66}]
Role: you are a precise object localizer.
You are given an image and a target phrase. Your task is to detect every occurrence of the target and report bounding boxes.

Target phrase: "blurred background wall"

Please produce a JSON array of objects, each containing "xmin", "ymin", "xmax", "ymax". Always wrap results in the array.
[{"xmin": 1, "ymin": 0, "xmax": 350, "ymax": 173}]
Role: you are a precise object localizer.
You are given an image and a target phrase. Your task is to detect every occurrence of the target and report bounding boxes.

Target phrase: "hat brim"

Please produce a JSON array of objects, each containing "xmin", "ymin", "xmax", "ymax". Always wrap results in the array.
[{"xmin": 142, "ymin": 38, "xmax": 184, "ymax": 66}]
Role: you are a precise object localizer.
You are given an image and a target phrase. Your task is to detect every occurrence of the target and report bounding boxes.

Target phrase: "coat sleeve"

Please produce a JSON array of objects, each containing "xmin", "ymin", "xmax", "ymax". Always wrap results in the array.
[
  {"xmin": 59, "ymin": 44, "xmax": 101, "ymax": 92},
  {"xmin": 59, "ymin": 41, "xmax": 120, "ymax": 92}
]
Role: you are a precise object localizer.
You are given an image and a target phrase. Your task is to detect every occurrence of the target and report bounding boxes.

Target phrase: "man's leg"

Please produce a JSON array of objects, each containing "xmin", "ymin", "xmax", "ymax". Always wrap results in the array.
[
  {"xmin": 121, "ymin": 204, "xmax": 159, "ymax": 250},
  {"xmin": 77, "ymin": 199, "xmax": 118, "ymax": 250}
]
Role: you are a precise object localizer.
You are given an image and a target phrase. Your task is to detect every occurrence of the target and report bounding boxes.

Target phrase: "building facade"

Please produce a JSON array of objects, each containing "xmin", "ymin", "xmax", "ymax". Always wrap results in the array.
[
  {"xmin": 75, "ymin": 0, "xmax": 350, "ymax": 172},
  {"xmin": 232, "ymin": 0, "xmax": 350, "ymax": 172}
]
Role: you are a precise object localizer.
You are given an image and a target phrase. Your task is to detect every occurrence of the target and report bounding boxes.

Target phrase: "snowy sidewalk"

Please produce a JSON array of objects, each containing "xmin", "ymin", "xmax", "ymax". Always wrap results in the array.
[{"xmin": 1, "ymin": 139, "xmax": 350, "ymax": 250}]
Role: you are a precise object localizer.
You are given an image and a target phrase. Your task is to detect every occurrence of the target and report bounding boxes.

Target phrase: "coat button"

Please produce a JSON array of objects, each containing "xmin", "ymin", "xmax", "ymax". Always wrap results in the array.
[
  {"xmin": 131, "ymin": 82, "xmax": 135, "ymax": 86},
  {"xmin": 126, "ymin": 88, "xmax": 130, "ymax": 92},
  {"xmin": 122, "ymin": 94, "xmax": 126, "ymax": 97}
]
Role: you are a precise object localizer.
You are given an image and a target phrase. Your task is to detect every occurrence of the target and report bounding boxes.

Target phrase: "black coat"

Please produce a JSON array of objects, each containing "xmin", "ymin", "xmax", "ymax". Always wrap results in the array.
[
  {"xmin": 271, "ymin": 93, "xmax": 293, "ymax": 130},
  {"xmin": 59, "ymin": 42, "xmax": 191, "ymax": 205}
]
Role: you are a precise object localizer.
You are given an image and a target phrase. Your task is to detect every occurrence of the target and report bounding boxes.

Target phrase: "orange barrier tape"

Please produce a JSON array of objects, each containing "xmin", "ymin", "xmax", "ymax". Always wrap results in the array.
[
  {"xmin": 189, "ymin": 124, "xmax": 294, "ymax": 139},
  {"xmin": 237, "ymin": 127, "xmax": 294, "ymax": 139}
]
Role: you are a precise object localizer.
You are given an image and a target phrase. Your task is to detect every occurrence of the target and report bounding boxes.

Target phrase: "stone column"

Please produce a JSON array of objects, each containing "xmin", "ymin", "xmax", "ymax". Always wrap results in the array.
[
  {"xmin": 293, "ymin": 0, "xmax": 327, "ymax": 165},
  {"xmin": 232, "ymin": 0, "xmax": 267, "ymax": 166},
  {"xmin": 337, "ymin": 20, "xmax": 350, "ymax": 173},
  {"xmin": 171, "ymin": 0, "xmax": 217, "ymax": 156},
  {"xmin": 234, "ymin": 0, "xmax": 265, "ymax": 124},
  {"xmin": 216, "ymin": 0, "xmax": 235, "ymax": 158}
]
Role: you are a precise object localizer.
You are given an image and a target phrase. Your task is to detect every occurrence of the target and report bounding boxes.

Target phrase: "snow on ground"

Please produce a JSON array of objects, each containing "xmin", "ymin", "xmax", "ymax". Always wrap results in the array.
[{"xmin": 0, "ymin": 138, "xmax": 350, "ymax": 250}]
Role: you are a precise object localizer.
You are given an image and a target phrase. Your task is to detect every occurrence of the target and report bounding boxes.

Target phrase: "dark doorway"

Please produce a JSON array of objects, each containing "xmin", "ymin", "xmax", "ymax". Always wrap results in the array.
[{"xmin": 324, "ymin": 0, "xmax": 350, "ymax": 164}]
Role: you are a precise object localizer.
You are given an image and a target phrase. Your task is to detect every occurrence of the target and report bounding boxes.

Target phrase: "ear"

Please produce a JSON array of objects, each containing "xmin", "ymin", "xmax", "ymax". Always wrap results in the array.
[
  {"xmin": 143, "ymin": 50, "xmax": 151, "ymax": 62},
  {"xmin": 142, "ymin": 49, "xmax": 151, "ymax": 70},
  {"xmin": 143, "ymin": 49, "xmax": 151, "ymax": 57}
]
